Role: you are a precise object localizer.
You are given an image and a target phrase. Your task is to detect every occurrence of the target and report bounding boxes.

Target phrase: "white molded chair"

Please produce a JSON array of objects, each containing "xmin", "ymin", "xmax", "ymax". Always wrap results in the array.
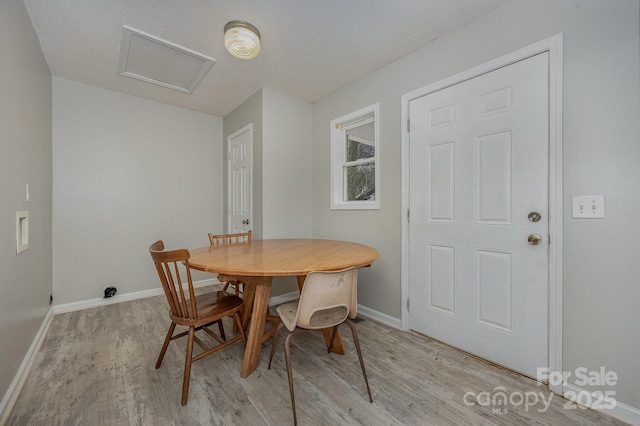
[{"xmin": 268, "ymin": 267, "xmax": 372, "ymax": 425}]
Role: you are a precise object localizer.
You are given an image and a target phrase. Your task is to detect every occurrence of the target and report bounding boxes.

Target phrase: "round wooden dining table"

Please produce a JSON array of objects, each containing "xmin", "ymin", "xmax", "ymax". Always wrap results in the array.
[{"xmin": 188, "ymin": 239, "xmax": 378, "ymax": 377}]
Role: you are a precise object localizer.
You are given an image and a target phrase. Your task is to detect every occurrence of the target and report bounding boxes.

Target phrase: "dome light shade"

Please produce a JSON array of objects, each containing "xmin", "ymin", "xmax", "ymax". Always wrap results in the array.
[{"xmin": 224, "ymin": 21, "xmax": 261, "ymax": 59}]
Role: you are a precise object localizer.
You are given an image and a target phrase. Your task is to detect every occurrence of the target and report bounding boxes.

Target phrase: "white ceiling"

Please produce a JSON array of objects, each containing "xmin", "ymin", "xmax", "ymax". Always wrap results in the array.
[{"xmin": 23, "ymin": 0, "xmax": 508, "ymax": 117}]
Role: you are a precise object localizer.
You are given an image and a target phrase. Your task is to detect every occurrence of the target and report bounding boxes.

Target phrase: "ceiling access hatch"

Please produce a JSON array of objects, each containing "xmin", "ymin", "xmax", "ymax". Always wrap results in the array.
[{"xmin": 118, "ymin": 26, "xmax": 215, "ymax": 93}]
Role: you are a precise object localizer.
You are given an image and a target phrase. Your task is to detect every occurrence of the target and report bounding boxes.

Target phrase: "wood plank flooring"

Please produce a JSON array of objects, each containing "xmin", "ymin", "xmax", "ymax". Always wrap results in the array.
[{"xmin": 6, "ymin": 285, "xmax": 628, "ymax": 425}]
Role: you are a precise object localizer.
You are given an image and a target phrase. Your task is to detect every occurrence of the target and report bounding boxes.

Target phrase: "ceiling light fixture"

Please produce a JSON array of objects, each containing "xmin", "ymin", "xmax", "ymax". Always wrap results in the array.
[{"xmin": 224, "ymin": 21, "xmax": 261, "ymax": 59}]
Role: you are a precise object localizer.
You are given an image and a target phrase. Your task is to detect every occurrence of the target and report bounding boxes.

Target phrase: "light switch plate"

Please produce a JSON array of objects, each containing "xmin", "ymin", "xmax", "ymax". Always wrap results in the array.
[{"xmin": 571, "ymin": 195, "xmax": 605, "ymax": 219}]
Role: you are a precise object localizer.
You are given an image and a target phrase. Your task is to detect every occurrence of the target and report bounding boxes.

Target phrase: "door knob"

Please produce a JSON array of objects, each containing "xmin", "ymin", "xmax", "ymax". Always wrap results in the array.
[
  {"xmin": 242, "ymin": 219, "xmax": 250, "ymax": 225},
  {"xmin": 528, "ymin": 211, "xmax": 542, "ymax": 222},
  {"xmin": 528, "ymin": 234, "xmax": 543, "ymax": 245}
]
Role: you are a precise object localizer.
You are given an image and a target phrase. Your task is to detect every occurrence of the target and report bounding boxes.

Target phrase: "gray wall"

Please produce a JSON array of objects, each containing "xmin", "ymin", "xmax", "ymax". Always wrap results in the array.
[
  {"xmin": 52, "ymin": 78, "xmax": 223, "ymax": 303},
  {"xmin": 262, "ymin": 87, "xmax": 313, "ymax": 239},
  {"xmin": 223, "ymin": 88, "xmax": 313, "ymax": 297},
  {"xmin": 0, "ymin": 0, "xmax": 52, "ymax": 408},
  {"xmin": 311, "ymin": 0, "xmax": 639, "ymax": 409}
]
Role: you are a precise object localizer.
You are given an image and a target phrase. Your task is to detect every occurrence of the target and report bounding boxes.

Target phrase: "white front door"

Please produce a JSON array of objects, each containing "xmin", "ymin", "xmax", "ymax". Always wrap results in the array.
[
  {"xmin": 228, "ymin": 124, "xmax": 252, "ymax": 233},
  {"xmin": 409, "ymin": 52, "xmax": 549, "ymax": 378}
]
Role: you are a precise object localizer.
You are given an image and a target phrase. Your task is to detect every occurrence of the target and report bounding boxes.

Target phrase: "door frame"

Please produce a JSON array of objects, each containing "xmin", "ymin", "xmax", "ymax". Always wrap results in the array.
[
  {"xmin": 227, "ymin": 123, "xmax": 253, "ymax": 233},
  {"xmin": 400, "ymin": 34, "xmax": 564, "ymax": 394}
]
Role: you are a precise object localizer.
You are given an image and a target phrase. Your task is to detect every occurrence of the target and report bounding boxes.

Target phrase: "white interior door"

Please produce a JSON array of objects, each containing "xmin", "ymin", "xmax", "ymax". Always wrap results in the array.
[
  {"xmin": 409, "ymin": 53, "xmax": 549, "ymax": 378},
  {"xmin": 228, "ymin": 124, "xmax": 252, "ymax": 233}
]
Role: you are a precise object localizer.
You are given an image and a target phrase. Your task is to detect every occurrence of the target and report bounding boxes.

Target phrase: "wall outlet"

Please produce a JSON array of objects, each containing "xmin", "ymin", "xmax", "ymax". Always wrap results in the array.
[{"xmin": 571, "ymin": 195, "xmax": 605, "ymax": 219}]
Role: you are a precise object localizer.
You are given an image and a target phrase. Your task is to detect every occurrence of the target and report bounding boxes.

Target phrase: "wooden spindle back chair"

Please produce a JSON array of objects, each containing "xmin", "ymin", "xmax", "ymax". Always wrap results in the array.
[
  {"xmin": 149, "ymin": 240, "xmax": 247, "ymax": 405},
  {"xmin": 207, "ymin": 230, "xmax": 252, "ymax": 295}
]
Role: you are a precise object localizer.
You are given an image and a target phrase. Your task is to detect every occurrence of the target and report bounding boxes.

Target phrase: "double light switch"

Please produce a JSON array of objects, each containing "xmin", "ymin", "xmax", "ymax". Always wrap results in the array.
[{"xmin": 571, "ymin": 195, "xmax": 605, "ymax": 219}]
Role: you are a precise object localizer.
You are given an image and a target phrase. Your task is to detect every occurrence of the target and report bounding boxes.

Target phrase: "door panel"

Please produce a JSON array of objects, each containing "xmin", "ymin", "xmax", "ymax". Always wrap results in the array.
[
  {"xmin": 409, "ymin": 53, "xmax": 549, "ymax": 377},
  {"xmin": 428, "ymin": 244, "xmax": 456, "ymax": 314}
]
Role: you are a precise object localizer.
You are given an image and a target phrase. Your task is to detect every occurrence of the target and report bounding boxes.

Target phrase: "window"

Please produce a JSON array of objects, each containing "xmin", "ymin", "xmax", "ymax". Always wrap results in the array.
[{"xmin": 331, "ymin": 103, "xmax": 380, "ymax": 209}]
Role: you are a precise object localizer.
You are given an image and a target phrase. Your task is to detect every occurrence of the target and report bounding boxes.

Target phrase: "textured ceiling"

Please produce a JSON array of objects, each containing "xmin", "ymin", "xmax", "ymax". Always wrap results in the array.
[{"xmin": 23, "ymin": 0, "xmax": 507, "ymax": 117}]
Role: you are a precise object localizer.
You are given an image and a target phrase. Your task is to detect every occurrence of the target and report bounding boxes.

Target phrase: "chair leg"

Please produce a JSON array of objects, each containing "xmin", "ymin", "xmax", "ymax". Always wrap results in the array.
[
  {"xmin": 181, "ymin": 326, "xmax": 196, "ymax": 405},
  {"xmin": 345, "ymin": 319, "xmax": 373, "ymax": 403},
  {"xmin": 233, "ymin": 312, "xmax": 248, "ymax": 346},
  {"xmin": 217, "ymin": 319, "xmax": 227, "ymax": 341},
  {"xmin": 156, "ymin": 322, "xmax": 176, "ymax": 369},
  {"xmin": 229, "ymin": 284, "xmax": 242, "ymax": 333},
  {"xmin": 268, "ymin": 322, "xmax": 285, "ymax": 369},
  {"xmin": 284, "ymin": 332, "xmax": 298, "ymax": 425},
  {"xmin": 222, "ymin": 281, "xmax": 241, "ymax": 296}
]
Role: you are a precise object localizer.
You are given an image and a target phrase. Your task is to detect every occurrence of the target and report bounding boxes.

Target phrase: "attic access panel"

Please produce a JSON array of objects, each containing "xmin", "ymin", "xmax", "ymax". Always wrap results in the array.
[{"xmin": 118, "ymin": 26, "xmax": 215, "ymax": 93}]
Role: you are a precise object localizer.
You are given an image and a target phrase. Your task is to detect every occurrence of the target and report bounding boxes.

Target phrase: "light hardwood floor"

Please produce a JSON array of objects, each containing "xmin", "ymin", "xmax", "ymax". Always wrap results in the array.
[{"xmin": 7, "ymin": 285, "xmax": 628, "ymax": 425}]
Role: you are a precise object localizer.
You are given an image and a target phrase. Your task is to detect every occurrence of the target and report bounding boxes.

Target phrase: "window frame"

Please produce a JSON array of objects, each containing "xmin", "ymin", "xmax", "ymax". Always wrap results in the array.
[{"xmin": 330, "ymin": 103, "xmax": 380, "ymax": 210}]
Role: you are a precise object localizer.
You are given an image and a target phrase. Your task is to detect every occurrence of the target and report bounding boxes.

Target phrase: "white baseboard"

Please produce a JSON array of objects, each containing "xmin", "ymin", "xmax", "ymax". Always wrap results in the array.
[
  {"xmin": 52, "ymin": 278, "xmax": 220, "ymax": 314},
  {"xmin": 357, "ymin": 304, "xmax": 402, "ymax": 329},
  {"xmin": 563, "ymin": 383, "xmax": 640, "ymax": 426},
  {"xmin": 0, "ymin": 307, "xmax": 54, "ymax": 425}
]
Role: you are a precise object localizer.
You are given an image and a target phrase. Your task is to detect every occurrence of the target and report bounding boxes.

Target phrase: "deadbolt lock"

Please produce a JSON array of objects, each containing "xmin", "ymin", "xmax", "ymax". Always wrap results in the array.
[{"xmin": 528, "ymin": 211, "xmax": 542, "ymax": 222}]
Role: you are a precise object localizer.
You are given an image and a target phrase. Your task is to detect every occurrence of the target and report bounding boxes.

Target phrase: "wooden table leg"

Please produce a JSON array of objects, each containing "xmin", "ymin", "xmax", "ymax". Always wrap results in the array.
[
  {"xmin": 296, "ymin": 275, "xmax": 345, "ymax": 354},
  {"xmin": 239, "ymin": 276, "xmax": 272, "ymax": 377},
  {"xmin": 239, "ymin": 279, "xmax": 256, "ymax": 329},
  {"xmin": 322, "ymin": 327, "xmax": 345, "ymax": 354}
]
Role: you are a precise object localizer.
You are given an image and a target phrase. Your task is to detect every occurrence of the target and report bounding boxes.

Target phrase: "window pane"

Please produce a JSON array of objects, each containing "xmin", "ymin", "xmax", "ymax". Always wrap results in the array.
[
  {"xmin": 346, "ymin": 137, "xmax": 375, "ymax": 161},
  {"xmin": 346, "ymin": 163, "xmax": 375, "ymax": 201},
  {"xmin": 346, "ymin": 122, "xmax": 375, "ymax": 161}
]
